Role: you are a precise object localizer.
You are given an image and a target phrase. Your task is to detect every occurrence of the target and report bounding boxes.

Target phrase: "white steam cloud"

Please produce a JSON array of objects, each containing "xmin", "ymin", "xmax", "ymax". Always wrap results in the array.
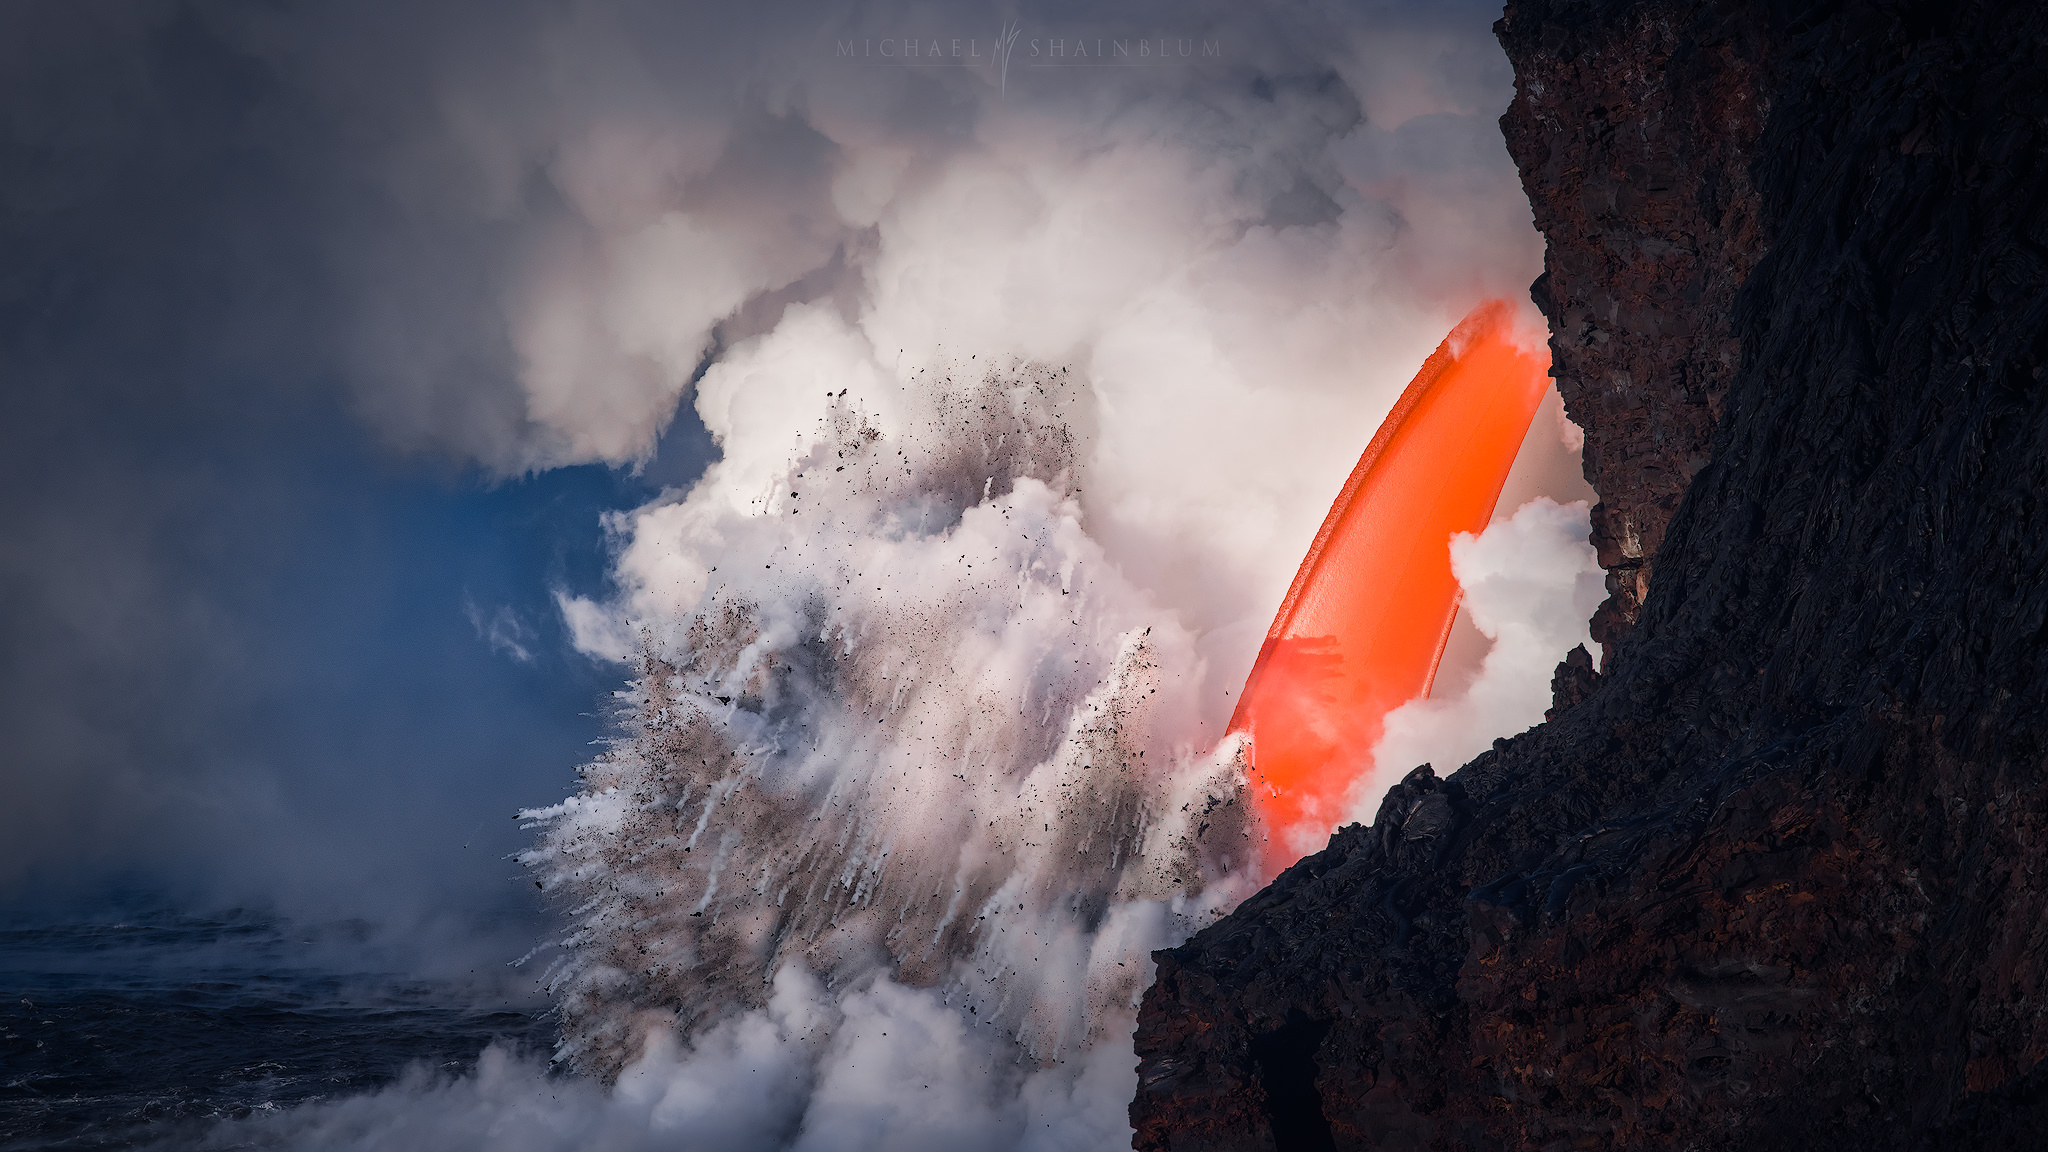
[
  {"xmin": 1354, "ymin": 496, "xmax": 1604, "ymax": 818},
  {"xmin": 178, "ymin": 1, "xmax": 1609, "ymax": 1148},
  {"xmin": 290, "ymin": 1, "xmax": 1550, "ymax": 491},
  {"xmin": 176, "ymin": 969, "xmax": 1143, "ymax": 1152}
]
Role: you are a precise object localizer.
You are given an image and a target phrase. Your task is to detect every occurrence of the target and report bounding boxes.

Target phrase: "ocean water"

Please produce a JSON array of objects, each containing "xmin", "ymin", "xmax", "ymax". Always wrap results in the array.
[{"xmin": 0, "ymin": 908, "xmax": 552, "ymax": 1151}]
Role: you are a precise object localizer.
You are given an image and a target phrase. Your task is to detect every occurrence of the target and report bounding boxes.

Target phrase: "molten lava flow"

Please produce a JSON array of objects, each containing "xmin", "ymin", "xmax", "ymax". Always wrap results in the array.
[{"xmin": 1232, "ymin": 299, "xmax": 1550, "ymax": 871}]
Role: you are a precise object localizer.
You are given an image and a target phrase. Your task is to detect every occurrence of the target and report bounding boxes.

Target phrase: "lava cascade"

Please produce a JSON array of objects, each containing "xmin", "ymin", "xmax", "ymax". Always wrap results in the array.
[{"xmin": 1231, "ymin": 300, "xmax": 1549, "ymax": 868}]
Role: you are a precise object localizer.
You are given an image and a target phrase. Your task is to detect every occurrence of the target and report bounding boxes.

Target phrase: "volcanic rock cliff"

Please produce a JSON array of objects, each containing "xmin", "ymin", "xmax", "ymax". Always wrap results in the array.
[
  {"xmin": 1502, "ymin": 0, "xmax": 1769, "ymax": 662},
  {"xmin": 1130, "ymin": 1, "xmax": 2048, "ymax": 1149}
]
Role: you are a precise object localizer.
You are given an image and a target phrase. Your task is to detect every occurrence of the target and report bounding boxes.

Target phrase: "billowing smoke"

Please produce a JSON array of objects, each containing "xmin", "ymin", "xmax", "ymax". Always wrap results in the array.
[{"xmin": 119, "ymin": 0, "xmax": 1604, "ymax": 1147}]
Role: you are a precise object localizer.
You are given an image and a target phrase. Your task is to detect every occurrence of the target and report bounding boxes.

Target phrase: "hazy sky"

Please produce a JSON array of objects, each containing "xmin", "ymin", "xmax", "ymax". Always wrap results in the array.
[{"xmin": 0, "ymin": 0, "xmax": 1549, "ymax": 978}]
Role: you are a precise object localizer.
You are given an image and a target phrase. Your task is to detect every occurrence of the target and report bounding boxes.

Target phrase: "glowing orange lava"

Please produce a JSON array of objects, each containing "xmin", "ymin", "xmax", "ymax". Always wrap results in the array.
[{"xmin": 1232, "ymin": 299, "xmax": 1550, "ymax": 873}]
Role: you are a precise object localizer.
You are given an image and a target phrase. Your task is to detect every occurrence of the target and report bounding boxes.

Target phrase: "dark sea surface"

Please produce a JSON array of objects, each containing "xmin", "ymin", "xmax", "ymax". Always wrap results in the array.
[{"xmin": 0, "ymin": 908, "xmax": 555, "ymax": 1151}]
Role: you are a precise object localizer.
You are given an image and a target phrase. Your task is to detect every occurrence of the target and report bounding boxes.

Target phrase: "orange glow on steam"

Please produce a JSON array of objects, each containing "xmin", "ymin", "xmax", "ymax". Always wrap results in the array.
[{"xmin": 1232, "ymin": 299, "xmax": 1550, "ymax": 873}]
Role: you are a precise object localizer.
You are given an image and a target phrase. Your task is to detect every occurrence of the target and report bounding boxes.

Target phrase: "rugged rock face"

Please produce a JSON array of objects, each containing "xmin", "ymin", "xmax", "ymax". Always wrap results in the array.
[
  {"xmin": 1501, "ymin": 0, "xmax": 1770, "ymax": 662},
  {"xmin": 1130, "ymin": 1, "xmax": 2048, "ymax": 1149}
]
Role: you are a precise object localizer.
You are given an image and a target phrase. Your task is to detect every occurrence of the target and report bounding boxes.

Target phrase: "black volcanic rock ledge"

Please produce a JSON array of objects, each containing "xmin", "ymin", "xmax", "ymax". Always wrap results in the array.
[{"xmin": 1130, "ymin": 1, "xmax": 2048, "ymax": 1149}]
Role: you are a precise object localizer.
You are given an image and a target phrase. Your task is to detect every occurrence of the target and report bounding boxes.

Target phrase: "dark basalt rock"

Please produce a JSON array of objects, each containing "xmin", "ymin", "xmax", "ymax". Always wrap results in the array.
[
  {"xmin": 1546, "ymin": 644, "xmax": 1599, "ymax": 721},
  {"xmin": 1505, "ymin": 0, "xmax": 1772, "ymax": 663},
  {"xmin": 1130, "ymin": 1, "xmax": 2048, "ymax": 1148}
]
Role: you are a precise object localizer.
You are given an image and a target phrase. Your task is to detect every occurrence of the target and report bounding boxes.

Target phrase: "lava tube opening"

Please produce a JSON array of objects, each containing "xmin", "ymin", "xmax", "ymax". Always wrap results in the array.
[{"xmin": 1232, "ymin": 299, "xmax": 1551, "ymax": 873}]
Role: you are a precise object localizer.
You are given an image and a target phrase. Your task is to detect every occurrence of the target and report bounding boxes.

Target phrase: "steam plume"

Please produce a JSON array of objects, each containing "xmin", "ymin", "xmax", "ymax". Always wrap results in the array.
[
  {"xmin": 522, "ymin": 358, "xmax": 1256, "ymax": 1073},
  {"xmin": 133, "ymin": 0, "xmax": 1599, "ymax": 1147},
  {"xmin": 497, "ymin": 1, "xmax": 1573, "ymax": 1138}
]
